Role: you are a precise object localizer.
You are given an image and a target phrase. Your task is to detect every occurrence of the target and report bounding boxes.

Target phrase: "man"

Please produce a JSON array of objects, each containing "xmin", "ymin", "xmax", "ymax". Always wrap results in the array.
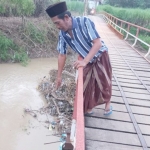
[{"xmin": 45, "ymin": 1, "xmax": 112, "ymax": 115}]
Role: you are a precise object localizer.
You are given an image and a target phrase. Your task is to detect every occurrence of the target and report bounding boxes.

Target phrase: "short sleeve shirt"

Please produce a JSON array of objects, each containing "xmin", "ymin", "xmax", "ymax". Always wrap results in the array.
[{"xmin": 57, "ymin": 16, "xmax": 108, "ymax": 62}]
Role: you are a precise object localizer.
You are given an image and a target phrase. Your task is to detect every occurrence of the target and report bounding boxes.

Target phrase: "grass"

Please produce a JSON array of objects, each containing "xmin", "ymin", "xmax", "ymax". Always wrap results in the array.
[
  {"xmin": 25, "ymin": 22, "xmax": 46, "ymax": 44},
  {"xmin": 0, "ymin": 0, "xmax": 35, "ymax": 16},
  {"xmin": 139, "ymin": 34, "xmax": 150, "ymax": 50},
  {"xmin": 0, "ymin": 32, "xmax": 28, "ymax": 66}
]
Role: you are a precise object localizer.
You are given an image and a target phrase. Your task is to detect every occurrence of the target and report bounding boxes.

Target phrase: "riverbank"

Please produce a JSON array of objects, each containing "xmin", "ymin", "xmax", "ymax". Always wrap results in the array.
[{"xmin": 0, "ymin": 16, "xmax": 58, "ymax": 65}]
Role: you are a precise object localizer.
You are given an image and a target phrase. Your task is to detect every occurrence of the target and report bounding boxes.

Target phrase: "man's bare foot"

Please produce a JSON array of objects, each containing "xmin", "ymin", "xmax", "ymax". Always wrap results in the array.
[
  {"xmin": 105, "ymin": 101, "xmax": 111, "ymax": 111},
  {"xmin": 104, "ymin": 106, "xmax": 112, "ymax": 115},
  {"xmin": 85, "ymin": 109, "xmax": 93, "ymax": 115},
  {"xmin": 87, "ymin": 109, "xmax": 92, "ymax": 113}
]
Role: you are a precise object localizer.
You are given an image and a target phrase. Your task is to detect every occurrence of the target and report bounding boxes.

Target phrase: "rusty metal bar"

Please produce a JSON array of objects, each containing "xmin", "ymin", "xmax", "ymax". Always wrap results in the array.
[
  {"xmin": 136, "ymin": 28, "xmax": 140, "ymax": 37},
  {"xmin": 103, "ymin": 12, "xmax": 150, "ymax": 33},
  {"xmin": 115, "ymin": 19, "xmax": 118, "ymax": 25},
  {"xmin": 127, "ymin": 24, "xmax": 130, "ymax": 32},
  {"xmin": 101, "ymin": 14, "xmax": 150, "ymax": 57}
]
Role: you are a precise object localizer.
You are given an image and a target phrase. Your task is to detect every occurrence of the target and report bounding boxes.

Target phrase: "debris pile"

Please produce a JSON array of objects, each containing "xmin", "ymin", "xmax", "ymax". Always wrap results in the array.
[{"xmin": 24, "ymin": 64, "xmax": 76, "ymax": 135}]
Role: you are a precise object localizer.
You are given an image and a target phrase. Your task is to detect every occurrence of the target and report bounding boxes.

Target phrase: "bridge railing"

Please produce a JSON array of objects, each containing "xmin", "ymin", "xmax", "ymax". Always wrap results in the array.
[
  {"xmin": 70, "ymin": 56, "xmax": 85, "ymax": 150},
  {"xmin": 100, "ymin": 12, "xmax": 150, "ymax": 58}
]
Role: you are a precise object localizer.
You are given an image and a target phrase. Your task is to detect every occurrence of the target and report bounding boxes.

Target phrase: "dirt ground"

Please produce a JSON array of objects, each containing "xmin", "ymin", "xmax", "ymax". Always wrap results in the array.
[{"xmin": 0, "ymin": 16, "xmax": 59, "ymax": 61}]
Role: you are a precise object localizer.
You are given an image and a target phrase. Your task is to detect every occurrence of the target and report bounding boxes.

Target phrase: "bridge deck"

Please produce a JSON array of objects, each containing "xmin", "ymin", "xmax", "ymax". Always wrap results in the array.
[{"xmin": 85, "ymin": 16, "xmax": 150, "ymax": 150}]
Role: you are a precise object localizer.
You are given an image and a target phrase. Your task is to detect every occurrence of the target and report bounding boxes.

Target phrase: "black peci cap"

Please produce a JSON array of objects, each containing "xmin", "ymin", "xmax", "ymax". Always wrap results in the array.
[{"xmin": 45, "ymin": 1, "xmax": 67, "ymax": 18}]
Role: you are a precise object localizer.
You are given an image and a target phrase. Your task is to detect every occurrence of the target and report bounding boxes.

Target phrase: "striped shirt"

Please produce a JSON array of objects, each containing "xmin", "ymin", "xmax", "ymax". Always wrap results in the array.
[{"xmin": 57, "ymin": 16, "xmax": 108, "ymax": 63}]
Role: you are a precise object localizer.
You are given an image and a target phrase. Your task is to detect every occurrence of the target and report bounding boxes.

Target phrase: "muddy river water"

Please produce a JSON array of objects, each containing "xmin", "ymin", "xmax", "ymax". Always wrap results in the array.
[{"xmin": 0, "ymin": 58, "xmax": 61, "ymax": 150}]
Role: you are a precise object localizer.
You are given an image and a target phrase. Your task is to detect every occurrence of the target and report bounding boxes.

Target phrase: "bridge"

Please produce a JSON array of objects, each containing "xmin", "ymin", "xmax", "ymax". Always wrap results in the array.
[{"xmin": 71, "ymin": 14, "xmax": 150, "ymax": 150}]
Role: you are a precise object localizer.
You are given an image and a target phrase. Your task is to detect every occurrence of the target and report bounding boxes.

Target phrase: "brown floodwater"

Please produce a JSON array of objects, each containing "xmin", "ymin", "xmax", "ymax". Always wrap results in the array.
[{"xmin": 0, "ymin": 58, "xmax": 61, "ymax": 150}]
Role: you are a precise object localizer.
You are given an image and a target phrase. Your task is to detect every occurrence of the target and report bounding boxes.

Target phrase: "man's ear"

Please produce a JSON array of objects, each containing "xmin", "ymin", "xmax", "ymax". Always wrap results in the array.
[{"xmin": 64, "ymin": 14, "xmax": 69, "ymax": 21}]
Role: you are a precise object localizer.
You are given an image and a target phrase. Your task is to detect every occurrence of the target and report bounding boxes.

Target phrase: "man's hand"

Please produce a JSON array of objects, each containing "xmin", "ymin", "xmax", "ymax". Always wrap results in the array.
[
  {"xmin": 73, "ymin": 60, "xmax": 87, "ymax": 69},
  {"xmin": 55, "ymin": 54, "xmax": 66, "ymax": 89},
  {"xmin": 55, "ymin": 77, "xmax": 62, "ymax": 89}
]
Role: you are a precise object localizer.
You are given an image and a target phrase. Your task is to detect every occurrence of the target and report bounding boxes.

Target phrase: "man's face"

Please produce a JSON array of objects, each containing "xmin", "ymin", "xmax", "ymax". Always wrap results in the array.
[{"xmin": 51, "ymin": 16, "xmax": 69, "ymax": 32}]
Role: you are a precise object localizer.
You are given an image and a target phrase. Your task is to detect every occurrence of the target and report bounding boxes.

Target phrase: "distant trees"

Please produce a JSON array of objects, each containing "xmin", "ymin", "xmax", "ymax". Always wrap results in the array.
[{"xmin": 105, "ymin": 0, "xmax": 150, "ymax": 8}]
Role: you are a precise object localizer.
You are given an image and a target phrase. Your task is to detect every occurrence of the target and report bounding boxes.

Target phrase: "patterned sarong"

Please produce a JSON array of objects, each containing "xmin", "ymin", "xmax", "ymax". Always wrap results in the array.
[{"xmin": 83, "ymin": 51, "xmax": 112, "ymax": 113}]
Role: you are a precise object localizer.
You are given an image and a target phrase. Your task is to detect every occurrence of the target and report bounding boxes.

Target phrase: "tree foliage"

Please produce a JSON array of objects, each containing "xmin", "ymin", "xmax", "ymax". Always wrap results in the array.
[{"xmin": 105, "ymin": 0, "xmax": 150, "ymax": 8}]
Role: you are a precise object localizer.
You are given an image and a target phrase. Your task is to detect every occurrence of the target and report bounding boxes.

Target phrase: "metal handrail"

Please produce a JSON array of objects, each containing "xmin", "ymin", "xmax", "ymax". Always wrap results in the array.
[
  {"xmin": 100, "ymin": 12, "xmax": 150, "ymax": 57},
  {"xmin": 71, "ymin": 56, "xmax": 85, "ymax": 150},
  {"xmin": 104, "ymin": 12, "xmax": 150, "ymax": 33}
]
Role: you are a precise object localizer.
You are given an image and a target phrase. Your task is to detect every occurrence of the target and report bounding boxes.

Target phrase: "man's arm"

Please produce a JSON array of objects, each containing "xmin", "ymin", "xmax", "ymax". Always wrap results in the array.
[
  {"xmin": 56, "ymin": 54, "xmax": 66, "ymax": 89},
  {"xmin": 74, "ymin": 38, "xmax": 101, "ymax": 68},
  {"xmin": 84, "ymin": 38, "xmax": 101, "ymax": 64}
]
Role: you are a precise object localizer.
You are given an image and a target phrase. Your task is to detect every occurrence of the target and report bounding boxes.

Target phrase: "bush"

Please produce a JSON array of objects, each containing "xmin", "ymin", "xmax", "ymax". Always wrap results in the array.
[
  {"xmin": 0, "ymin": 32, "xmax": 28, "ymax": 65},
  {"xmin": 25, "ymin": 22, "xmax": 46, "ymax": 44}
]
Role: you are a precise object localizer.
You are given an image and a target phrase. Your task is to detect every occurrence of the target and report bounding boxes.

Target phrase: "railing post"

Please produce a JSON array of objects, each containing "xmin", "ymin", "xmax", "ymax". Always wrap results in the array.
[
  {"xmin": 120, "ymin": 21, "xmax": 123, "ymax": 33},
  {"xmin": 132, "ymin": 38, "xmax": 137, "ymax": 47},
  {"xmin": 127, "ymin": 24, "xmax": 130, "ymax": 32},
  {"xmin": 113, "ymin": 17, "xmax": 115, "ymax": 27},
  {"xmin": 124, "ymin": 24, "xmax": 130, "ymax": 40},
  {"xmin": 115, "ymin": 19, "xmax": 118, "ymax": 28},
  {"xmin": 110, "ymin": 16, "xmax": 112, "ymax": 25},
  {"xmin": 145, "ymin": 47, "xmax": 150, "ymax": 58},
  {"xmin": 132, "ymin": 28, "xmax": 140, "ymax": 47},
  {"xmin": 136, "ymin": 28, "xmax": 140, "ymax": 37},
  {"xmin": 114, "ymin": 19, "xmax": 117, "ymax": 29},
  {"xmin": 124, "ymin": 32, "xmax": 129, "ymax": 40}
]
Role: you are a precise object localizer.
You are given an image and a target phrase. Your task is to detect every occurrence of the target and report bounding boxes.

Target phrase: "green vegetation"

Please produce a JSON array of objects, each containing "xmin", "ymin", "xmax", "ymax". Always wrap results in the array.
[
  {"xmin": 96, "ymin": 5, "xmax": 150, "ymax": 28},
  {"xmin": 66, "ymin": 1, "xmax": 84, "ymax": 15},
  {"xmin": 25, "ymin": 22, "xmax": 46, "ymax": 44},
  {"xmin": 139, "ymin": 35, "xmax": 150, "ymax": 50},
  {"xmin": 96, "ymin": 5, "xmax": 150, "ymax": 50},
  {"xmin": 0, "ymin": 32, "xmax": 28, "ymax": 65},
  {"xmin": 0, "ymin": 0, "xmax": 35, "ymax": 16},
  {"xmin": 0, "ymin": 0, "xmax": 84, "ymax": 17},
  {"xmin": 105, "ymin": 0, "xmax": 150, "ymax": 9}
]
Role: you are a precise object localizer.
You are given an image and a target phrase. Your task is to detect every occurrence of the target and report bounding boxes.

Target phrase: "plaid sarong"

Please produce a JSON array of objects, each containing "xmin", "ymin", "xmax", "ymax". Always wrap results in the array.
[{"xmin": 83, "ymin": 51, "xmax": 112, "ymax": 113}]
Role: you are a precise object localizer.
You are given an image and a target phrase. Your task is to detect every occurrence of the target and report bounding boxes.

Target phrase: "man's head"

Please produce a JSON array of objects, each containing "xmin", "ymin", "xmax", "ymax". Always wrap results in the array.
[{"xmin": 45, "ymin": 2, "xmax": 72, "ymax": 32}]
